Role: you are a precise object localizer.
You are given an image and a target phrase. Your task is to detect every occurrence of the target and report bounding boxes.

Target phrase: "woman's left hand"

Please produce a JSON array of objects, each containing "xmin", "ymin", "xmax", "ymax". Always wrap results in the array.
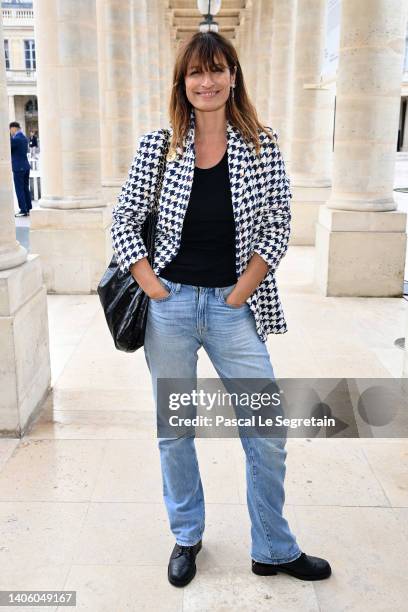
[{"xmin": 225, "ymin": 292, "xmax": 246, "ymax": 308}]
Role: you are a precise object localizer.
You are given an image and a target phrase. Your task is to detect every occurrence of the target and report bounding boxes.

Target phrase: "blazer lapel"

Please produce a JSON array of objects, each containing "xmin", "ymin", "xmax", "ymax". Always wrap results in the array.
[{"xmin": 225, "ymin": 120, "xmax": 253, "ymax": 227}]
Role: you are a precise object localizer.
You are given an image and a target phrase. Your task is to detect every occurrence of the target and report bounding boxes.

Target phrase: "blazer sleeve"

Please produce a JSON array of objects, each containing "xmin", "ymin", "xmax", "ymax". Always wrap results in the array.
[
  {"xmin": 110, "ymin": 131, "xmax": 163, "ymax": 274},
  {"xmin": 252, "ymin": 130, "xmax": 292, "ymax": 274}
]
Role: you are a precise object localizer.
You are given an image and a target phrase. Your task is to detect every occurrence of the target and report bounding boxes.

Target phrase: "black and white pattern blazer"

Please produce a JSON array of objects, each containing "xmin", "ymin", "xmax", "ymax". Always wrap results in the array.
[{"xmin": 111, "ymin": 108, "xmax": 292, "ymax": 342}]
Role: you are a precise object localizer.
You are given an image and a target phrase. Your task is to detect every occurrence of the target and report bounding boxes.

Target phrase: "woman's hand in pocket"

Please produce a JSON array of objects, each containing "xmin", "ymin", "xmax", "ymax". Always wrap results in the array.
[
  {"xmin": 149, "ymin": 287, "xmax": 170, "ymax": 300},
  {"xmin": 225, "ymin": 290, "xmax": 246, "ymax": 308},
  {"xmin": 130, "ymin": 260, "xmax": 170, "ymax": 299}
]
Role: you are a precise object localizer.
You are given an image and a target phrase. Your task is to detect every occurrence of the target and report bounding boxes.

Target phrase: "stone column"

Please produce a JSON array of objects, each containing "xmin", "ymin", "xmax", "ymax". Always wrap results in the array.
[
  {"xmin": 131, "ymin": 0, "xmax": 151, "ymax": 140},
  {"xmin": 251, "ymin": 0, "xmax": 263, "ymax": 107},
  {"xmin": 289, "ymin": 0, "xmax": 334, "ymax": 245},
  {"xmin": 14, "ymin": 96, "xmax": 25, "ymax": 131},
  {"xmin": 158, "ymin": 0, "xmax": 170, "ymax": 128},
  {"xmin": 235, "ymin": 8, "xmax": 244, "ymax": 55},
  {"xmin": 31, "ymin": 0, "xmax": 111, "ymax": 293},
  {"xmin": 268, "ymin": 0, "xmax": 297, "ymax": 160},
  {"xmin": 247, "ymin": 0, "xmax": 259, "ymax": 100},
  {"xmin": 0, "ymin": 12, "xmax": 50, "ymax": 436},
  {"xmin": 244, "ymin": 1, "xmax": 256, "ymax": 99},
  {"xmin": 147, "ymin": 0, "xmax": 161, "ymax": 130},
  {"xmin": 96, "ymin": 0, "xmax": 133, "ymax": 205},
  {"xmin": 235, "ymin": 10, "xmax": 244, "ymax": 65},
  {"xmin": 8, "ymin": 95, "xmax": 15, "ymax": 122},
  {"xmin": 0, "ymin": 111, "xmax": 26, "ymax": 268},
  {"xmin": 256, "ymin": 0, "xmax": 274, "ymax": 126},
  {"xmin": 315, "ymin": 0, "xmax": 408, "ymax": 296},
  {"xmin": 164, "ymin": 5, "xmax": 176, "ymax": 113}
]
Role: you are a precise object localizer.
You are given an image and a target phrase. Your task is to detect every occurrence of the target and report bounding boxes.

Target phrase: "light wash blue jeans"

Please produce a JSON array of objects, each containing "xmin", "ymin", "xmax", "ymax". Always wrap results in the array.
[{"xmin": 144, "ymin": 276, "xmax": 302, "ymax": 564}]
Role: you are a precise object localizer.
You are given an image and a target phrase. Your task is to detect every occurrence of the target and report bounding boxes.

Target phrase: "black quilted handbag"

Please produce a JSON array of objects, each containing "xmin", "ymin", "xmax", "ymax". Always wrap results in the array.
[{"xmin": 97, "ymin": 129, "xmax": 170, "ymax": 352}]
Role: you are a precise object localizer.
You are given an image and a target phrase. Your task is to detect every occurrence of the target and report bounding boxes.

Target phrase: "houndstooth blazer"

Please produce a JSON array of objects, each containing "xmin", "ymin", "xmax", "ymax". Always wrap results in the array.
[{"xmin": 110, "ymin": 107, "xmax": 292, "ymax": 342}]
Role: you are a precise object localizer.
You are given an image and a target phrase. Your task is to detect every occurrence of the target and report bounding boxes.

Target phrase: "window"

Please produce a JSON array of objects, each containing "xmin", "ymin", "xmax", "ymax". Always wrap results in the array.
[
  {"xmin": 4, "ymin": 40, "xmax": 10, "ymax": 70},
  {"xmin": 25, "ymin": 98, "xmax": 38, "ymax": 114},
  {"xmin": 24, "ymin": 39, "xmax": 36, "ymax": 70}
]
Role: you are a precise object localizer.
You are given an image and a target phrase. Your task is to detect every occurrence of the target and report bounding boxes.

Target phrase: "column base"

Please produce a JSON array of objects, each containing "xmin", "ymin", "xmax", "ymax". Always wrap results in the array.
[
  {"xmin": 39, "ymin": 196, "xmax": 105, "ymax": 209},
  {"xmin": 289, "ymin": 186, "xmax": 331, "ymax": 245},
  {"xmin": 0, "ymin": 255, "xmax": 51, "ymax": 437},
  {"xmin": 30, "ymin": 206, "xmax": 113, "ymax": 293},
  {"xmin": 0, "ymin": 243, "xmax": 27, "ymax": 271},
  {"xmin": 314, "ymin": 207, "xmax": 407, "ymax": 296}
]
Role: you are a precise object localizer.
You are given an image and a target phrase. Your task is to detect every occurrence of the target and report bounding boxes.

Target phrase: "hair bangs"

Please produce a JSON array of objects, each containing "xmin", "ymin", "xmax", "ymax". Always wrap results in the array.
[{"xmin": 184, "ymin": 37, "xmax": 228, "ymax": 75}]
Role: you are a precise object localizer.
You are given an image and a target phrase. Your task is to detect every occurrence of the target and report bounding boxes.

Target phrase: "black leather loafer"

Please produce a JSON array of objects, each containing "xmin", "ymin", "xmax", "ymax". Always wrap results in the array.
[
  {"xmin": 252, "ymin": 552, "xmax": 331, "ymax": 581},
  {"xmin": 168, "ymin": 540, "xmax": 202, "ymax": 587}
]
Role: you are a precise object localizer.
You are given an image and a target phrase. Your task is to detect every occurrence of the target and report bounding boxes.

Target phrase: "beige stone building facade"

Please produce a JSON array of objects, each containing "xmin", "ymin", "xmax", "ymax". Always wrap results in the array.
[{"xmin": 1, "ymin": 0, "xmax": 408, "ymax": 434}]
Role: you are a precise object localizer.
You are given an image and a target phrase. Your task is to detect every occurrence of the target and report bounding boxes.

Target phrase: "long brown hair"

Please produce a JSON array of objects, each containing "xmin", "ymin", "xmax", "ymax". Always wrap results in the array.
[{"xmin": 168, "ymin": 31, "xmax": 276, "ymax": 159}]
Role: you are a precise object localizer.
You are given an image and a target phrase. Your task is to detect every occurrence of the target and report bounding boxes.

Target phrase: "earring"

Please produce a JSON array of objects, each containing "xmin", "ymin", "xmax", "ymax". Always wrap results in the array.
[{"xmin": 231, "ymin": 84, "xmax": 235, "ymax": 102}]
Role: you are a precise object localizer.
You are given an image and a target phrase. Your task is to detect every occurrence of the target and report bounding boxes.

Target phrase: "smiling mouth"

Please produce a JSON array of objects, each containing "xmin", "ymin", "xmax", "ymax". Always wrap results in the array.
[{"xmin": 196, "ymin": 91, "xmax": 220, "ymax": 97}]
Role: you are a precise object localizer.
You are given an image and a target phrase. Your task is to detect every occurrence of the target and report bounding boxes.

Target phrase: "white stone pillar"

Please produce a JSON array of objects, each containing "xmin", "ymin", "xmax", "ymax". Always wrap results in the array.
[
  {"xmin": 268, "ymin": 0, "xmax": 297, "ymax": 160},
  {"xmin": 1, "ymin": 108, "xmax": 25, "ymax": 266},
  {"xmin": 169, "ymin": 19, "xmax": 176, "ymax": 114},
  {"xmin": 328, "ymin": 1, "xmax": 407, "ymax": 212},
  {"xmin": 14, "ymin": 96, "xmax": 25, "ymax": 131},
  {"xmin": 8, "ymin": 95, "xmax": 15, "ymax": 122},
  {"xmin": 158, "ymin": 2, "xmax": 173, "ymax": 129},
  {"xmin": 315, "ymin": 0, "xmax": 408, "ymax": 296},
  {"xmin": 164, "ymin": 5, "xmax": 176, "ymax": 115},
  {"xmin": 235, "ymin": 11, "xmax": 245, "ymax": 67},
  {"xmin": 251, "ymin": 0, "xmax": 263, "ymax": 108},
  {"xmin": 289, "ymin": 0, "xmax": 334, "ymax": 246},
  {"xmin": 245, "ymin": 1, "xmax": 256, "ymax": 99},
  {"xmin": 147, "ymin": 0, "xmax": 161, "ymax": 130},
  {"xmin": 235, "ymin": 0, "xmax": 247, "ymax": 56},
  {"xmin": 31, "ymin": 0, "xmax": 112, "ymax": 294},
  {"xmin": 256, "ymin": 0, "xmax": 274, "ymax": 125},
  {"xmin": 96, "ymin": 0, "xmax": 133, "ymax": 205},
  {"xmin": 131, "ymin": 0, "xmax": 152, "ymax": 140},
  {"xmin": 251, "ymin": 2, "xmax": 260, "ymax": 101},
  {"xmin": 0, "ymin": 12, "xmax": 50, "ymax": 436}
]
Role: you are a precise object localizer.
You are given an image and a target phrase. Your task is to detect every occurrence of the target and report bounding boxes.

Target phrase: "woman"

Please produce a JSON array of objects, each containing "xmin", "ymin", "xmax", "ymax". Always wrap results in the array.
[{"xmin": 111, "ymin": 32, "xmax": 331, "ymax": 587}]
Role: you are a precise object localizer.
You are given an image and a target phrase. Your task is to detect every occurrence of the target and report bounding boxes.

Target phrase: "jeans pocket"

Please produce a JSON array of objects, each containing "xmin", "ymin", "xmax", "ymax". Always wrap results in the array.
[
  {"xmin": 219, "ymin": 284, "xmax": 247, "ymax": 309},
  {"xmin": 150, "ymin": 276, "xmax": 174, "ymax": 303}
]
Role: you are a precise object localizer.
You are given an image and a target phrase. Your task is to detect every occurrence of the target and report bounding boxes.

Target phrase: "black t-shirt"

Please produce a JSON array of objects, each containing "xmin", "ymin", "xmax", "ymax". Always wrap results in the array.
[{"xmin": 160, "ymin": 148, "xmax": 237, "ymax": 287}]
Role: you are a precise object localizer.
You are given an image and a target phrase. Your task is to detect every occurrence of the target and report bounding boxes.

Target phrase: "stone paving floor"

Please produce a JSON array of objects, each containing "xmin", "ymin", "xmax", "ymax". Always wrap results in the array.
[
  {"xmin": 3, "ymin": 151, "xmax": 408, "ymax": 610},
  {"xmin": 1, "ymin": 243, "xmax": 408, "ymax": 611}
]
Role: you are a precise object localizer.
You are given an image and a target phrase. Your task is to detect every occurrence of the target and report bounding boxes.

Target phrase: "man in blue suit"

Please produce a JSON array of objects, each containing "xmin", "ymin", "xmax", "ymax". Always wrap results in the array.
[{"xmin": 9, "ymin": 121, "xmax": 32, "ymax": 217}]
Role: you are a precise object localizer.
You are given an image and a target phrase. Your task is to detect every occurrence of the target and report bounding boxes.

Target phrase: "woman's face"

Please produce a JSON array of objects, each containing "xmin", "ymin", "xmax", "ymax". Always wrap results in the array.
[{"xmin": 184, "ymin": 54, "xmax": 236, "ymax": 112}]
